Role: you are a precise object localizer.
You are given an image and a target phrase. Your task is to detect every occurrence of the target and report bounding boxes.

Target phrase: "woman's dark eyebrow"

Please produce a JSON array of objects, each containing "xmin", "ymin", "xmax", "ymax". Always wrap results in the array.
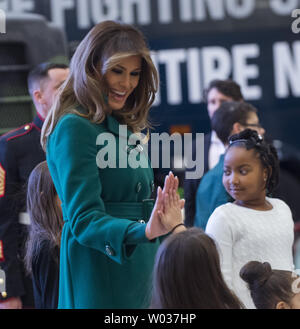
[{"xmin": 115, "ymin": 64, "xmax": 141, "ymax": 71}]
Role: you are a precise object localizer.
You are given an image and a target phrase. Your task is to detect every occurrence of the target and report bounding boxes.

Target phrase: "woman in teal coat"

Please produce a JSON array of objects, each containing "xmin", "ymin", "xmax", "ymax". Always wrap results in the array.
[{"xmin": 41, "ymin": 21, "xmax": 184, "ymax": 309}]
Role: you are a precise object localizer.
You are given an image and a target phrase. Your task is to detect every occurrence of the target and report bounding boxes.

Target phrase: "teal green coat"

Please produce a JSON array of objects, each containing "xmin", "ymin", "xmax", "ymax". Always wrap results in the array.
[{"xmin": 46, "ymin": 112, "xmax": 159, "ymax": 309}]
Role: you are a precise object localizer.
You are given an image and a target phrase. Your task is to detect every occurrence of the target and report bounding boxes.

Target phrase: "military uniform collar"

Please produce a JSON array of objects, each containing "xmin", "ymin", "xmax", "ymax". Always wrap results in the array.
[{"xmin": 33, "ymin": 114, "xmax": 44, "ymax": 130}]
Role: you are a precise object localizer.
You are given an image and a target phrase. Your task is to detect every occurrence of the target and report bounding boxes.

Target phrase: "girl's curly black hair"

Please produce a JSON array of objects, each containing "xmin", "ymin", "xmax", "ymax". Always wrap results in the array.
[{"xmin": 227, "ymin": 129, "xmax": 279, "ymax": 195}]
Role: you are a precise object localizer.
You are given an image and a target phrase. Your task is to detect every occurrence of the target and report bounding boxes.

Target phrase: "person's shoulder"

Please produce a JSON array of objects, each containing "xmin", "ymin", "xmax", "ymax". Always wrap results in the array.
[
  {"xmin": 215, "ymin": 201, "xmax": 234, "ymax": 210},
  {"xmin": 0, "ymin": 123, "xmax": 34, "ymax": 145},
  {"xmin": 51, "ymin": 114, "xmax": 90, "ymax": 140},
  {"xmin": 267, "ymin": 197, "xmax": 291, "ymax": 212},
  {"xmin": 0, "ymin": 123, "xmax": 38, "ymax": 159},
  {"xmin": 267, "ymin": 197, "xmax": 294, "ymax": 228},
  {"xmin": 209, "ymin": 202, "xmax": 234, "ymax": 219},
  {"xmin": 56, "ymin": 112, "xmax": 106, "ymax": 133},
  {"xmin": 206, "ymin": 202, "xmax": 235, "ymax": 233},
  {"xmin": 57, "ymin": 112, "xmax": 91, "ymax": 127},
  {"xmin": 48, "ymin": 112, "xmax": 108, "ymax": 152},
  {"xmin": 268, "ymin": 196, "xmax": 286, "ymax": 206}
]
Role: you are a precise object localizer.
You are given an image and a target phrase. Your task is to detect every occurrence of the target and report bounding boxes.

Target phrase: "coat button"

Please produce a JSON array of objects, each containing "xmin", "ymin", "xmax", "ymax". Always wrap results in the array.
[
  {"xmin": 138, "ymin": 219, "xmax": 145, "ymax": 224},
  {"xmin": 105, "ymin": 245, "xmax": 115, "ymax": 257},
  {"xmin": 136, "ymin": 182, "xmax": 142, "ymax": 193},
  {"xmin": 150, "ymin": 181, "xmax": 155, "ymax": 193},
  {"xmin": 125, "ymin": 145, "xmax": 131, "ymax": 154}
]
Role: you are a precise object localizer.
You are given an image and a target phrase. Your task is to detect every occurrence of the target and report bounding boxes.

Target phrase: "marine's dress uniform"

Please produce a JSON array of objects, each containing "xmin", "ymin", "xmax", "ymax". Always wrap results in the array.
[
  {"xmin": 47, "ymin": 112, "xmax": 159, "ymax": 309},
  {"xmin": 0, "ymin": 115, "xmax": 45, "ymax": 306}
]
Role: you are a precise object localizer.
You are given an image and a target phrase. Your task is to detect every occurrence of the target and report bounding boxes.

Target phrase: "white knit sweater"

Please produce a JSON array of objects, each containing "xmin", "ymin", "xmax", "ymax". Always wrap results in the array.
[{"xmin": 205, "ymin": 198, "xmax": 294, "ymax": 309}]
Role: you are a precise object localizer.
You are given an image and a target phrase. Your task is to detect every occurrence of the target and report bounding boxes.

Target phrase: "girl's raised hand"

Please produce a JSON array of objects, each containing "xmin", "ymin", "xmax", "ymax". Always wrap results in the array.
[
  {"xmin": 158, "ymin": 188, "xmax": 184, "ymax": 232},
  {"xmin": 162, "ymin": 172, "xmax": 185, "ymax": 210}
]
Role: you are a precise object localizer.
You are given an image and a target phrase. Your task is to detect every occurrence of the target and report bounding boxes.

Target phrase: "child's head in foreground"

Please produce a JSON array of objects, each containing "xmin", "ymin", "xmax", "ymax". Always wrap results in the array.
[
  {"xmin": 240, "ymin": 261, "xmax": 300, "ymax": 309},
  {"xmin": 151, "ymin": 228, "xmax": 243, "ymax": 309}
]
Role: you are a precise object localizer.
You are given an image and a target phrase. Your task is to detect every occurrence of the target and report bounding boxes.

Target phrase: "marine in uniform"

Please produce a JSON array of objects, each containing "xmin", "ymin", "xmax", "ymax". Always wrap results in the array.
[
  {"xmin": 0, "ymin": 116, "xmax": 45, "ymax": 307},
  {"xmin": 0, "ymin": 62, "xmax": 69, "ymax": 308}
]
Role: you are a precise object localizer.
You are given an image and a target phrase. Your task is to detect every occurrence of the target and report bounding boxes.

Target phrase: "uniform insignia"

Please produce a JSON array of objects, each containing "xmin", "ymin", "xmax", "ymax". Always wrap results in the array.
[
  {"xmin": 0, "ymin": 240, "xmax": 4, "ymax": 262},
  {"xmin": 0, "ymin": 164, "xmax": 5, "ymax": 197},
  {"xmin": 0, "ymin": 267, "xmax": 6, "ymax": 298}
]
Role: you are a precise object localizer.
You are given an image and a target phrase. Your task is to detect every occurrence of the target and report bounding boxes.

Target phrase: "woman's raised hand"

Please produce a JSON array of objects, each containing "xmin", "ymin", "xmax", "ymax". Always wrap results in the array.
[{"xmin": 145, "ymin": 172, "xmax": 185, "ymax": 240}]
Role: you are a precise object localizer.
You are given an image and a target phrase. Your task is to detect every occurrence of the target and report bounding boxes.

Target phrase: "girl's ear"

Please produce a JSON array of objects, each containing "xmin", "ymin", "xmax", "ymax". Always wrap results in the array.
[
  {"xmin": 232, "ymin": 122, "xmax": 243, "ymax": 134},
  {"xmin": 276, "ymin": 301, "xmax": 290, "ymax": 309},
  {"xmin": 263, "ymin": 169, "xmax": 268, "ymax": 182},
  {"xmin": 263, "ymin": 166, "xmax": 271, "ymax": 184}
]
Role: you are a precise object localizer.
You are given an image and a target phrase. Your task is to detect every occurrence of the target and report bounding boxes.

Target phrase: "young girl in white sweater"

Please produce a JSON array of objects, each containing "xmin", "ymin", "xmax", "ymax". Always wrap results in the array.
[{"xmin": 205, "ymin": 129, "xmax": 294, "ymax": 309}]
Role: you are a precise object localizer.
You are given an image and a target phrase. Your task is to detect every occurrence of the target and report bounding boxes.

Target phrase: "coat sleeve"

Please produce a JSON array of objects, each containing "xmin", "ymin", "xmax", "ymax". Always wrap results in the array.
[
  {"xmin": 205, "ymin": 208, "xmax": 234, "ymax": 290},
  {"xmin": 0, "ymin": 138, "xmax": 25, "ymax": 300},
  {"xmin": 47, "ymin": 115, "xmax": 150, "ymax": 265}
]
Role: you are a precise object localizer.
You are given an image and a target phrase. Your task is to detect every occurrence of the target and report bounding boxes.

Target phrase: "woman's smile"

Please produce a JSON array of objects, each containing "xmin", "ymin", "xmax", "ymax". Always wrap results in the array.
[{"xmin": 109, "ymin": 89, "xmax": 127, "ymax": 102}]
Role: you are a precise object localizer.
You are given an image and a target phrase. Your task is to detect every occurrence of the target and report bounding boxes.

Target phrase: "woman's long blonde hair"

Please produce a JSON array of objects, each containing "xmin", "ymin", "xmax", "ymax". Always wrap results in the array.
[{"xmin": 41, "ymin": 20, "xmax": 159, "ymax": 150}]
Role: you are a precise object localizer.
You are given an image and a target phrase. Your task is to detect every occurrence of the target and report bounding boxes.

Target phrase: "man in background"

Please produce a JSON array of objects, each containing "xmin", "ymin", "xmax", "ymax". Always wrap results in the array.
[
  {"xmin": 0, "ymin": 62, "xmax": 69, "ymax": 308},
  {"xmin": 184, "ymin": 79, "xmax": 243, "ymax": 227}
]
